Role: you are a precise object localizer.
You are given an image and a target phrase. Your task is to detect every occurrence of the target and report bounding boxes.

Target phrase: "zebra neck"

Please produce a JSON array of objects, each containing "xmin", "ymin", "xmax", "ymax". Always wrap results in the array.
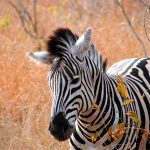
[
  {"xmin": 77, "ymin": 73, "xmax": 120, "ymax": 141},
  {"xmin": 94, "ymin": 72, "xmax": 122, "ymax": 124}
]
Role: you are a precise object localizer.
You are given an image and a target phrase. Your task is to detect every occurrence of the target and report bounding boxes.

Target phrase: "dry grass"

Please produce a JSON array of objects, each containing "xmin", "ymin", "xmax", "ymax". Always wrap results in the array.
[{"xmin": 0, "ymin": 0, "xmax": 150, "ymax": 150}]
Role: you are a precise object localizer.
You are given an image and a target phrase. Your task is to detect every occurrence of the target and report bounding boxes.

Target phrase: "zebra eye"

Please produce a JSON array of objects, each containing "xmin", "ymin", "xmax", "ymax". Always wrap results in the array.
[{"xmin": 71, "ymin": 76, "xmax": 80, "ymax": 84}]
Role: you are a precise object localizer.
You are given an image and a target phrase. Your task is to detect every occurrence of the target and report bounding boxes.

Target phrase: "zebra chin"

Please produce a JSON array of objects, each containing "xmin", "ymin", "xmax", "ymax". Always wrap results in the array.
[{"xmin": 49, "ymin": 112, "xmax": 75, "ymax": 141}]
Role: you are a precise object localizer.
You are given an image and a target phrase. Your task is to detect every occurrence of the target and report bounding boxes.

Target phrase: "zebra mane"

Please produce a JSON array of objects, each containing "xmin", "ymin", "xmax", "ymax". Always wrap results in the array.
[
  {"xmin": 100, "ymin": 55, "xmax": 107, "ymax": 72},
  {"xmin": 47, "ymin": 28, "xmax": 107, "ymax": 72},
  {"xmin": 47, "ymin": 28, "xmax": 78, "ymax": 58}
]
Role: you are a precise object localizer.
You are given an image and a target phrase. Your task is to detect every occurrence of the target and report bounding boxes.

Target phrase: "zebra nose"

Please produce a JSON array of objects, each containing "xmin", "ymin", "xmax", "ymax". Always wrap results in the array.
[{"xmin": 49, "ymin": 112, "xmax": 71, "ymax": 141}]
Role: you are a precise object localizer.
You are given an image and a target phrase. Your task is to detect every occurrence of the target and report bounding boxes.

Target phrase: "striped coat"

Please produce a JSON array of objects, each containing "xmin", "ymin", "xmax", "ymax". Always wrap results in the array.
[{"xmin": 28, "ymin": 27, "xmax": 150, "ymax": 150}]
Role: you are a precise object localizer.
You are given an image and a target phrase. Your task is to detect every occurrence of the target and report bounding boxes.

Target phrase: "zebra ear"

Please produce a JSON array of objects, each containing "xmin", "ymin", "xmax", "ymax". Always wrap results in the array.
[
  {"xmin": 27, "ymin": 51, "xmax": 52, "ymax": 64},
  {"xmin": 72, "ymin": 27, "xmax": 92, "ymax": 60}
]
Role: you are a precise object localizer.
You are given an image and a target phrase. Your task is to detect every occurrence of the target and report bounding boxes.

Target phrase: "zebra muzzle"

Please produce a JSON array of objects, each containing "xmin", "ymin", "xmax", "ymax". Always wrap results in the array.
[{"xmin": 49, "ymin": 112, "xmax": 73, "ymax": 141}]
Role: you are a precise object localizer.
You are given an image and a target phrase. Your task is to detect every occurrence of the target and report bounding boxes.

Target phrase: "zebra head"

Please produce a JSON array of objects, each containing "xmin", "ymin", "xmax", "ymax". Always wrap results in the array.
[{"xmin": 27, "ymin": 27, "xmax": 97, "ymax": 141}]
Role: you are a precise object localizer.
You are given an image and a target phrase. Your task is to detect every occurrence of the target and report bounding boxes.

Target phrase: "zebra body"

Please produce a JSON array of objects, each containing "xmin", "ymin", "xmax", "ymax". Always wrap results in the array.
[
  {"xmin": 28, "ymin": 28, "xmax": 150, "ymax": 150},
  {"xmin": 107, "ymin": 58, "xmax": 138, "ymax": 76},
  {"xmin": 69, "ymin": 58, "xmax": 150, "ymax": 150}
]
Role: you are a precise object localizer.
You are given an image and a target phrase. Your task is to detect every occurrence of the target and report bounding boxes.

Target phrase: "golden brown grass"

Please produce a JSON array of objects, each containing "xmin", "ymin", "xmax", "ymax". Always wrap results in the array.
[{"xmin": 0, "ymin": 0, "xmax": 150, "ymax": 149}]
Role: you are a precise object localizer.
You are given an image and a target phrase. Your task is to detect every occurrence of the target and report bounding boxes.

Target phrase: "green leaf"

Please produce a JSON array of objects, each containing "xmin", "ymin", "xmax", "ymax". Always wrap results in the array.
[{"xmin": 0, "ymin": 13, "xmax": 11, "ymax": 30}]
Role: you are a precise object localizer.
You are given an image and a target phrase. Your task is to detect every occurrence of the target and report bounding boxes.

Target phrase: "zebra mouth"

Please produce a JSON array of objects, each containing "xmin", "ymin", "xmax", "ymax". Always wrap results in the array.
[
  {"xmin": 49, "ymin": 122, "xmax": 75, "ymax": 141},
  {"xmin": 49, "ymin": 112, "xmax": 75, "ymax": 141}
]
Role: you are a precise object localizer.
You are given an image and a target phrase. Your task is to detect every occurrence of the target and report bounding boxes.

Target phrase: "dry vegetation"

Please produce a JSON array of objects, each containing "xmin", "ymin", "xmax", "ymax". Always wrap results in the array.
[{"xmin": 0, "ymin": 0, "xmax": 150, "ymax": 149}]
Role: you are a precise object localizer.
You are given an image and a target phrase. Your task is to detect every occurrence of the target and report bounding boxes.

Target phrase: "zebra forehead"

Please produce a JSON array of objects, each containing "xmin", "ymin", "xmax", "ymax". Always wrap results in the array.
[{"xmin": 49, "ymin": 58, "xmax": 79, "ymax": 81}]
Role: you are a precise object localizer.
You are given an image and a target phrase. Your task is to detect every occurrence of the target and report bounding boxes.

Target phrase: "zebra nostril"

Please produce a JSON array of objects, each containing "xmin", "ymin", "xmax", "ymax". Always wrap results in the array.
[
  {"xmin": 50, "ymin": 112, "xmax": 70, "ymax": 132},
  {"xmin": 49, "ymin": 112, "xmax": 73, "ymax": 141},
  {"xmin": 63, "ymin": 123, "xmax": 69, "ymax": 132}
]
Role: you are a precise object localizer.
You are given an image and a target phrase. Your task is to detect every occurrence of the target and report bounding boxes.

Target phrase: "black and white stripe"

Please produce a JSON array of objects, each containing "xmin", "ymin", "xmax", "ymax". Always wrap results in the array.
[{"xmin": 28, "ymin": 28, "xmax": 150, "ymax": 150}]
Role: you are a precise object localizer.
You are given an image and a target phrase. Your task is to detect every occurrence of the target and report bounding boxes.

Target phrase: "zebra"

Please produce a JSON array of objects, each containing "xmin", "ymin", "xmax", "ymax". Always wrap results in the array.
[{"xmin": 27, "ymin": 27, "xmax": 150, "ymax": 150}]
